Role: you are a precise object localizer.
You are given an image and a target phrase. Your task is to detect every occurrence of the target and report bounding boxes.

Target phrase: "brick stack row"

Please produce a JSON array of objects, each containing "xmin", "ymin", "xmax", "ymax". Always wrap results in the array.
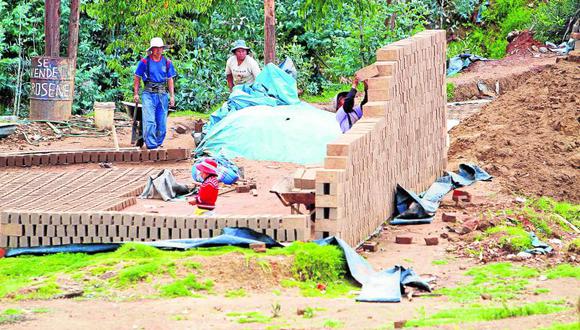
[
  {"xmin": 314, "ymin": 30, "xmax": 448, "ymax": 246},
  {"xmin": 0, "ymin": 148, "xmax": 190, "ymax": 168},
  {"xmin": 0, "ymin": 211, "xmax": 310, "ymax": 248}
]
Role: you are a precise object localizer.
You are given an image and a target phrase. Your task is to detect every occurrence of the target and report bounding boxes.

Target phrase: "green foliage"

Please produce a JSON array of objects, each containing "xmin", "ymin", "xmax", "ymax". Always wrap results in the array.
[
  {"xmin": 533, "ymin": 0, "xmax": 580, "ymax": 42},
  {"xmin": 538, "ymin": 322, "xmax": 580, "ymax": 330},
  {"xmin": 285, "ymin": 242, "xmax": 346, "ymax": 282},
  {"xmin": 159, "ymin": 274, "xmax": 213, "ymax": 297},
  {"xmin": 323, "ymin": 319, "xmax": 344, "ymax": 328},
  {"xmin": 485, "ymin": 226, "xmax": 533, "ymax": 252},
  {"xmin": 437, "ymin": 262, "xmax": 538, "ymax": 302},
  {"xmin": 446, "ymin": 83, "xmax": 455, "ymax": 100},
  {"xmin": 116, "ymin": 262, "xmax": 161, "ymax": 286},
  {"xmin": 545, "ymin": 264, "xmax": 580, "ymax": 279},
  {"xmin": 404, "ymin": 300, "xmax": 568, "ymax": 327},
  {"xmin": 280, "ymin": 279, "xmax": 357, "ymax": 298},
  {"xmin": 225, "ymin": 288, "xmax": 247, "ymax": 298},
  {"xmin": 530, "ymin": 197, "xmax": 580, "ymax": 230},
  {"xmin": 432, "ymin": 259, "xmax": 448, "ymax": 265},
  {"xmin": 226, "ymin": 311, "xmax": 272, "ymax": 324}
]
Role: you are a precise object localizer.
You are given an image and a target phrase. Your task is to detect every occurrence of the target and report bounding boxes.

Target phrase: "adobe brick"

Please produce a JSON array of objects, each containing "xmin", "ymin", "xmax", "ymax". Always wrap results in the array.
[
  {"xmin": 122, "ymin": 151, "xmax": 132, "ymax": 162},
  {"xmin": 114, "ymin": 151, "xmax": 124, "ymax": 162},
  {"xmin": 6, "ymin": 156, "xmax": 15, "ymax": 167},
  {"xmin": 14, "ymin": 155, "xmax": 25, "ymax": 167},
  {"xmin": 74, "ymin": 152, "xmax": 83, "ymax": 163},
  {"xmin": 107, "ymin": 152, "xmax": 116, "ymax": 162},
  {"xmin": 130, "ymin": 150, "xmax": 140, "ymax": 162},
  {"xmin": 66, "ymin": 152, "xmax": 75, "ymax": 164},
  {"xmin": 424, "ymin": 237, "xmax": 439, "ymax": 246},
  {"xmin": 31, "ymin": 155, "xmax": 41, "ymax": 166},
  {"xmin": 23, "ymin": 155, "xmax": 32, "ymax": 167},
  {"xmin": 148, "ymin": 149, "xmax": 158, "ymax": 161},
  {"xmin": 81, "ymin": 152, "xmax": 91, "ymax": 163},
  {"xmin": 395, "ymin": 236, "xmax": 413, "ymax": 244},
  {"xmin": 98, "ymin": 151, "xmax": 108, "ymax": 162},
  {"xmin": 157, "ymin": 149, "xmax": 167, "ymax": 161}
]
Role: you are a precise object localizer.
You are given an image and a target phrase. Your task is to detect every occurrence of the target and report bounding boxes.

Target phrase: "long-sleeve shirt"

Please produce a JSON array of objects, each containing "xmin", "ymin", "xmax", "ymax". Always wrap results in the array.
[
  {"xmin": 336, "ymin": 87, "xmax": 368, "ymax": 133},
  {"xmin": 194, "ymin": 175, "xmax": 219, "ymax": 210}
]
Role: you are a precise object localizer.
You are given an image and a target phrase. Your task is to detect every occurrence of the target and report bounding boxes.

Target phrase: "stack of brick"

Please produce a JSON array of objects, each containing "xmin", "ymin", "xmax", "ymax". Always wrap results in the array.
[
  {"xmin": 0, "ymin": 211, "xmax": 310, "ymax": 248},
  {"xmin": 0, "ymin": 148, "xmax": 190, "ymax": 168},
  {"xmin": 314, "ymin": 30, "xmax": 447, "ymax": 245}
]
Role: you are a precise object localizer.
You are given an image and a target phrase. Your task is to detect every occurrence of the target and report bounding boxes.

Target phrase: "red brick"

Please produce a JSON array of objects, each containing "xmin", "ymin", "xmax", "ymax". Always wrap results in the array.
[
  {"xmin": 40, "ymin": 154, "xmax": 50, "ymax": 165},
  {"xmin": 23, "ymin": 155, "xmax": 32, "ymax": 167},
  {"xmin": 14, "ymin": 155, "xmax": 25, "ymax": 167},
  {"xmin": 130, "ymin": 150, "xmax": 140, "ymax": 162},
  {"xmin": 98, "ymin": 151, "xmax": 108, "ymax": 162},
  {"xmin": 148, "ymin": 149, "xmax": 158, "ymax": 161},
  {"xmin": 442, "ymin": 213, "xmax": 458, "ymax": 223},
  {"xmin": 122, "ymin": 151, "xmax": 132, "ymax": 162},
  {"xmin": 236, "ymin": 185, "xmax": 251, "ymax": 193},
  {"xmin": 6, "ymin": 156, "xmax": 15, "ymax": 167},
  {"xmin": 81, "ymin": 152, "xmax": 91, "ymax": 163},
  {"xmin": 57, "ymin": 153, "xmax": 68, "ymax": 165},
  {"xmin": 461, "ymin": 218, "xmax": 479, "ymax": 234},
  {"xmin": 74, "ymin": 152, "xmax": 83, "ymax": 163},
  {"xmin": 90, "ymin": 152, "xmax": 99, "ymax": 163},
  {"xmin": 395, "ymin": 236, "xmax": 413, "ymax": 244},
  {"xmin": 49, "ymin": 153, "xmax": 59, "ymax": 165},
  {"xmin": 166, "ymin": 148, "xmax": 180, "ymax": 160},
  {"xmin": 139, "ymin": 150, "xmax": 150, "ymax": 161},
  {"xmin": 452, "ymin": 190, "xmax": 471, "ymax": 202},
  {"xmin": 114, "ymin": 151, "xmax": 124, "ymax": 162},
  {"xmin": 0, "ymin": 156, "xmax": 7, "ymax": 167},
  {"xmin": 157, "ymin": 149, "xmax": 167, "ymax": 161},
  {"xmin": 31, "ymin": 155, "xmax": 42, "ymax": 166},
  {"xmin": 106, "ymin": 152, "xmax": 116, "ymax": 162},
  {"xmin": 66, "ymin": 152, "xmax": 75, "ymax": 164},
  {"xmin": 362, "ymin": 241, "xmax": 379, "ymax": 252},
  {"xmin": 424, "ymin": 237, "xmax": 439, "ymax": 246}
]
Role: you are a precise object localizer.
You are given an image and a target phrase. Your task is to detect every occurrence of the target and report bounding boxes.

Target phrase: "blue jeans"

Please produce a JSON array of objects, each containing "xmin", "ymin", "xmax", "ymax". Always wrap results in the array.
[{"xmin": 141, "ymin": 91, "xmax": 168, "ymax": 149}]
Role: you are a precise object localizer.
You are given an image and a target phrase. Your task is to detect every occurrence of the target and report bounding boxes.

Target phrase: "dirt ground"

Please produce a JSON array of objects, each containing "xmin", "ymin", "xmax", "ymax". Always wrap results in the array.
[{"xmin": 449, "ymin": 60, "xmax": 580, "ymax": 202}]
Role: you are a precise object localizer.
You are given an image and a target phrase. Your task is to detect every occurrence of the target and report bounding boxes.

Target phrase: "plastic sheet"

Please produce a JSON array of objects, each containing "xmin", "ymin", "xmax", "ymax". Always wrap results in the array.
[{"xmin": 447, "ymin": 53, "xmax": 487, "ymax": 76}]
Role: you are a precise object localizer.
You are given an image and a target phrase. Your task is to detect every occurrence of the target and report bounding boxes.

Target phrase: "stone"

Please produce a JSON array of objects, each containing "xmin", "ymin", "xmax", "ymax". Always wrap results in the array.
[
  {"xmin": 481, "ymin": 293, "xmax": 492, "ymax": 300},
  {"xmin": 516, "ymin": 251, "xmax": 533, "ymax": 260},
  {"xmin": 539, "ymin": 47, "xmax": 548, "ymax": 53},
  {"xmin": 531, "ymin": 45, "xmax": 539, "ymax": 52},
  {"xmin": 394, "ymin": 320, "xmax": 407, "ymax": 329}
]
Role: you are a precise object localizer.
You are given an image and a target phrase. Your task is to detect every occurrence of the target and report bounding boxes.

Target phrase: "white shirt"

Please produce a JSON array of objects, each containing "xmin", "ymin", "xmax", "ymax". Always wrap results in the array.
[{"xmin": 225, "ymin": 55, "xmax": 262, "ymax": 85}]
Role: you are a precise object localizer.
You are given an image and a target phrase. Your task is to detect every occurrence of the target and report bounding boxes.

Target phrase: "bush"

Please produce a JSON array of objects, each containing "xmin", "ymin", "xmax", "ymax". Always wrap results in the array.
[
  {"xmin": 533, "ymin": 0, "xmax": 580, "ymax": 42},
  {"xmin": 286, "ymin": 242, "xmax": 346, "ymax": 282}
]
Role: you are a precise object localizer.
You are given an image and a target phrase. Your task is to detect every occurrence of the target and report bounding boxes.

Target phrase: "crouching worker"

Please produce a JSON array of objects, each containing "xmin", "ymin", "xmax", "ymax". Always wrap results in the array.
[
  {"xmin": 333, "ymin": 75, "xmax": 368, "ymax": 133},
  {"xmin": 188, "ymin": 158, "xmax": 219, "ymax": 215}
]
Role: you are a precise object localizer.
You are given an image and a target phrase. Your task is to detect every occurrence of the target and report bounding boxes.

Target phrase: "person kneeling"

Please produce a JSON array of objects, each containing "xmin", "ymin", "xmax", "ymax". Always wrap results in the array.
[{"xmin": 188, "ymin": 159, "xmax": 219, "ymax": 215}]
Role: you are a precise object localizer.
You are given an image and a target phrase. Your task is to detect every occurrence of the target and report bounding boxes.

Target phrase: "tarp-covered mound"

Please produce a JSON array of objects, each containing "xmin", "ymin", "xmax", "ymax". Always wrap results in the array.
[
  {"xmin": 196, "ymin": 63, "xmax": 341, "ymax": 164},
  {"xmin": 197, "ymin": 105, "xmax": 340, "ymax": 164}
]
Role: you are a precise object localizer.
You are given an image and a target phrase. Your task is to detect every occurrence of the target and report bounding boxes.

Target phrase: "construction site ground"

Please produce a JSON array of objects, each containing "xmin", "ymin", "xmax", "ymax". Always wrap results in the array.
[{"xmin": 0, "ymin": 55, "xmax": 579, "ymax": 329}]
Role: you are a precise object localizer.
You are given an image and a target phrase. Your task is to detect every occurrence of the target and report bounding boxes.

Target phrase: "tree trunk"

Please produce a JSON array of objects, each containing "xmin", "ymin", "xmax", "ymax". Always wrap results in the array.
[
  {"xmin": 45, "ymin": 0, "xmax": 61, "ymax": 57},
  {"xmin": 264, "ymin": 0, "xmax": 276, "ymax": 64},
  {"xmin": 67, "ymin": 0, "xmax": 80, "ymax": 63}
]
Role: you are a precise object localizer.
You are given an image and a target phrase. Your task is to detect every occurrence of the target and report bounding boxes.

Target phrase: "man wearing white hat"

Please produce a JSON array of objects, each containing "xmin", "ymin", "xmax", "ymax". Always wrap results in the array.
[{"xmin": 133, "ymin": 37, "xmax": 177, "ymax": 149}]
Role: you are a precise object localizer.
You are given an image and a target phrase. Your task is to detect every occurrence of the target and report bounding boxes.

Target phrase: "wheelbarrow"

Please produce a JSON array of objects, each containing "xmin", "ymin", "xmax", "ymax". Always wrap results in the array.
[{"xmin": 270, "ymin": 177, "xmax": 315, "ymax": 215}]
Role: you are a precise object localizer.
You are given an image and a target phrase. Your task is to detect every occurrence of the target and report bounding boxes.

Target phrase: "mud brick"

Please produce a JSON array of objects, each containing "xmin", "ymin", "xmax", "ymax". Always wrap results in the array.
[
  {"xmin": 60, "ymin": 213, "xmax": 72, "ymax": 225},
  {"xmin": 169, "ymin": 227, "xmax": 180, "ymax": 239},
  {"xmin": 19, "ymin": 236, "xmax": 29, "ymax": 247},
  {"xmin": 96, "ymin": 151, "xmax": 106, "ymax": 162},
  {"xmin": 30, "ymin": 236, "xmax": 40, "ymax": 247},
  {"xmin": 189, "ymin": 228, "xmax": 200, "ymax": 238},
  {"xmin": 37, "ymin": 154, "xmax": 49, "ymax": 165},
  {"xmin": 55, "ymin": 153, "xmax": 67, "ymax": 165},
  {"xmin": 14, "ymin": 155, "xmax": 25, "ymax": 167},
  {"xmin": 0, "ymin": 212, "xmax": 10, "ymax": 224},
  {"xmin": 236, "ymin": 185, "xmax": 251, "ymax": 193},
  {"xmin": 46, "ymin": 225, "xmax": 56, "ymax": 237},
  {"xmin": 118, "ymin": 225, "xmax": 128, "ymax": 239},
  {"xmin": 424, "ymin": 237, "xmax": 439, "ymax": 246},
  {"xmin": 0, "ymin": 155, "xmax": 7, "ymax": 167},
  {"xmin": 128, "ymin": 226, "xmax": 138, "ymax": 239},
  {"xmin": 157, "ymin": 149, "xmax": 167, "ymax": 161},
  {"xmin": 137, "ymin": 226, "xmax": 148, "ymax": 239},
  {"xmin": 106, "ymin": 152, "xmax": 117, "ymax": 162},
  {"xmin": 160, "ymin": 227, "xmax": 170, "ymax": 239},
  {"xmin": 324, "ymin": 156, "xmax": 347, "ymax": 169},
  {"xmin": 66, "ymin": 152, "xmax": 75, "ymax": 164},
  {"xmin": 164, "ymin": 216, "xmax": 176, "ymax": 228},
  {"xmin": 442, "ymin": 213, "xmax": 458, "ymax": 223},
  {"xmin": 144, "ymin": 215, "xmax": 155, "ymax": 227},
  {"xmin": 217, "ymin": 217, "xmax": 227, "ymax": 229},
  {"xmin": 355, "ymin": 64, "xmax": 379, "ymax": 80},
  {"xmin": 395, "ymin": 236, "xmax": 413, "ymax": 244},
  {"xmin": 77, "ymin": 225, "xmax": 87, "ymax": 237},
  {"xmin": 362, "ymin": 241, "xmax": 379, "ymax": 252},
  {"xmin": 179, "ymin": 228, "xmax": 190, "ymax": 239},
  {"xmin": 6, "ymin": 156, "xmax": 15, "ymax": 167},
  {"xmin": 81, "ymin": 152, "xmax": 90, "ymax": 163},
  {"xmin": 51, "ymin": 237, "xmax": 62, "ymax": 246},
  {"xmin": 250, "ymin": 242, "xmax": 266, "ymax": 253},
  {"xmin": 61, "ymin": 237, "xmax": 72, "ymax": 245},
  {"xmin": 286, "ymin": 229, "xmax": 297, "ymax": 241},
  {"xmin": 74, "ymin": 152, "xmax": 84, "ymax": 163},
  {"xmin": 114, "ymin": 151, "xmax": 124, "ymax": 162},
  {"xmin": 166, "ymin": 148, "xmax": 183, "ymax": 160},
  {"xmin": 153, "ymin": 216, "xmax": 166, "ymax": 227},
  {"xmin": 0, "ymin": 236, "xmax": 8, "ymax": 248},
  {"xmin": 87, "ymin": 224, "xmax": 97, "ymax": 237},
  {"xmin": 130, "ymin": 150, "xmax": 140, "ymax": 162},
  {"xmin": 377, "ymin": 46, "xmax": 404, "ymax": 61},
  {"xmin": 22, "ymin": 155, "xmax": 32, "ymax": 167},
  {"xmin": 0, "ymin": 223, "xmax": 23, "ymax": 236},
  {"xmin": 200, "ymin": 229, "xmax": 211, "ymax": 238},
  {"xmin": 174, "ymin": 216, "xmax": 187, "ymax": 229},
  {"xmin": 122, "ymin": 151, "xmax": 132, "ymax": 162},
  {"xmin": 98, "ymin": 224, "xmax": 108, "ymax": 237},
  {"xmin": 247, "ymin": 217, "xmax": 259, "ymax": 230},
  {"xmin": 148, "ymin": 149, "xmax": 158, "ymax": 161}
]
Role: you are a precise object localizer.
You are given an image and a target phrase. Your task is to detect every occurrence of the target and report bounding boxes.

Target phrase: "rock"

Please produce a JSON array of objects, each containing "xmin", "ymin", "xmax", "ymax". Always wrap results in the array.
[
  {"xmin": 506, "ymin": 254, "xmax": 516, "ymax": 260},
  {"xmin": 515, "ymin": 197, "xmax": 527, "ymax": 204},
  {"xmin": 516, "ymin": 251, "xmax": 533, "ymax": 260},
  {"xmin": 395, "ymin": 236, "xmax": 413, "ymax": 244},
  {"xmin": 459, "ymin": 265, "xmax": 467, "ymax": 270},
  {"xmin": 250, "ymin": 189, "xmax": 258, "ymax": 197},
  {"xmin": 53, "ymin": 290, "xmax": 84, "ymax": 299},
  {"xmin": 539, "ymin": 47, "xmax": 548, "ymax": 53},
  {"xmin": 424, "ymin": 237, "xmax": 439, "ymax": 246},
  {"xmin": 296, "ymin": 308, "xmax": 305, "ymax": 316},
  {"xmin": 394, "ymin": 320, "xmax": 407, "ymax": 329},
  {"xmin": 481, "ymin": 293, "xmax": 492, "ymax": 300},
  {"xmin": 531, "ymin": 45, "xmax": 539, "ymax": 52},
  {"xmin": 539, "ymin": 275, "xmax": 548, "ymax": 281}
]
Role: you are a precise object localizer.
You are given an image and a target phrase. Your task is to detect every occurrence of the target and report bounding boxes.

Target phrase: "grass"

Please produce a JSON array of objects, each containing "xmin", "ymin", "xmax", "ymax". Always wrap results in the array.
[
  {"xmin": 169, "ymin": 110, "xmax": 211, "ymax": 119},
  {"xmin": 538, "ymin": 322, "xmax": 580, "ymax": 330},
  {"xmin": 446, "ymin": 82, "xmax": 455, "ymax": 101},
  {"xmin": 485, "ymin": 226, "xmax": 533, "ymax": 252},
  {"xmin": 437, "ymin": 262, "xmax": 539, "ymax": 302},
  {"xmin": 159, "ymin": 275, "xmax": 214, "ymax": 297},
  {"xmin": 545, "ymin": 264, "xmax": 580, "ymax": 280},
  {"xmin": 0, "ymin": 241, "xmax": 350, "ymax": 301},
  {"xmin": 323, "ymin": 319, "xmax": 344, "ymax": 328},
  {"xmin": 432, "ymin": 259, "xmax": 448, "ymax": 266},
  {"xmin": 530, "ymin": 197, "xmax": 580, "ymax": 231},
  {"xmin": 404, "ymin": 300, "xmax": 568, "ymax": 327},
  {"xmin": 280, "ymin": 279, "xmax": 358, "ymax": 298},
  {"xmin": 534, "ymin": 288, "xmax": 550, "ymax": 294},
  {"xmin": 225, "ymin": 288, "xmax": 247, "ymax": 298},
  {"xmin": 0, "ymin": 308, "xmax": 49, "ymax": 325},
  {"xmin": 226, "ymin": 311, "xmax": 272, "ymax": 324}
]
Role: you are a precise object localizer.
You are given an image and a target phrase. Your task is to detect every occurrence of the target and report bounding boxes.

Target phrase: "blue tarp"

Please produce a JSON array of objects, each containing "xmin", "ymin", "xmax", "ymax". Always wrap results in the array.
[
  {"xmin": 5, "ymin": 228, "xmax": 430, "ymax": 303},
  {"xmin": 447, "ymin": 54, "xmax": 487, "ymax": 76},
  {"xmin": 196, "ymin": 64, "xmax": 341, "ymax": 164},
  {"xmin": 525, "ymin": 232, "xmax": 553, "ymax": 255},
  {"xmin": 391, "ymin": 164, "xmax": 492, "ymax": 225}
]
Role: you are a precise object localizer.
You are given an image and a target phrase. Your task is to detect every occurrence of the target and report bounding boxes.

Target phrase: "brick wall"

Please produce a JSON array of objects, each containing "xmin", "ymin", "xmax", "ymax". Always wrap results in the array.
[{"xmin": 314, "ymin": 30, "xmax": 448, "ymax": 246}]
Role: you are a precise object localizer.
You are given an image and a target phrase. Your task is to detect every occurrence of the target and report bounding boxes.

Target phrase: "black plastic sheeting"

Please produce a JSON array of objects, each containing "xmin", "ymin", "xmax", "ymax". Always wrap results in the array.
[
  {"xmin": 390, "ymin": 164, "xmax": 492, "ymax": 225},
  {"xmin": 4, "ymin": 228, "xmax": 430, "ymax": 303}
]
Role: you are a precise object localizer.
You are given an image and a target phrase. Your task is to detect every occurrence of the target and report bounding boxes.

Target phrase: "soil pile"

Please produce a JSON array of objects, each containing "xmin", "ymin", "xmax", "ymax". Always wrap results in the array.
[
  {"xmin": 449, "ymin": 60, "xmax": 580, "ymax": 202},
  {"xmin": 506, "ymin": 30, "xmax": 544, "ymax": 56}
]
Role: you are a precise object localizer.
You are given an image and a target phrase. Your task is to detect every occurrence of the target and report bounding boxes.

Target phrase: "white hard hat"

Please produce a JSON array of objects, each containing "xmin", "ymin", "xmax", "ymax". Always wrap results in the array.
[{"xmin": 147, "ymin": 37, "xmax": 165, "ymax": 52}]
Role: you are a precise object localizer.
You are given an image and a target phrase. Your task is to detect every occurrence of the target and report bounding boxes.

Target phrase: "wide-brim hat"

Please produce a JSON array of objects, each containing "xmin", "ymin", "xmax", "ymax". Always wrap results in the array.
[
  {"xmin": 332, "ymin": 91, "xmax": 350, "ymax": 110},
  {"xmin": 231, "ymin": 40, "xmax": 251, "ymax": 53},
  {"xmin": 196, "ymin": 158, "xmax": 218, "ymax": 175},
  {"xmin": 147, "ymin": 37, "xmax": 166, "ymax": 52}
]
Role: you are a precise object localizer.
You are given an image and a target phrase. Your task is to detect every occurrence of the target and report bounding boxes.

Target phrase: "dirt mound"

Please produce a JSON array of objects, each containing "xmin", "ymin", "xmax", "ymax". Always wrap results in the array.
[
  {"xmin": 506, "ymin": 30, "xmax": 544, "ymax": 56},
  {"xmin": 449, "ymin": 60, "xmax": 580, "ymax": 202}
]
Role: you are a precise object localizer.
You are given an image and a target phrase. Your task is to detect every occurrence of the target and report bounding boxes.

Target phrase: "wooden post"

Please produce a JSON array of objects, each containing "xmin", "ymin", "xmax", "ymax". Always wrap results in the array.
[
  {"xmin": 264, "ymin": 0, "xmax": 276, "ymax": 64},
  {"xmin": 67, "ymin": 0, "xmax": 80, "ymax": 63},
  {"xmin": 45, "ymin": 0, "xmax": 61, "ymax": 57}
]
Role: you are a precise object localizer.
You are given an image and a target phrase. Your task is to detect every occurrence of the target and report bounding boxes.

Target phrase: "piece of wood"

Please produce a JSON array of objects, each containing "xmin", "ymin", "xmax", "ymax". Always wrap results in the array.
[
  {"xmin": 111, "ymin": 125, "xmax": 120, "ymax": 151},
  {"xmin": 264, "ymin": 0, "xmax": 276, "ymax": 64},
  {"xmin": 67, "ymin": 0, "xmax": 80, "ymax": 61}
]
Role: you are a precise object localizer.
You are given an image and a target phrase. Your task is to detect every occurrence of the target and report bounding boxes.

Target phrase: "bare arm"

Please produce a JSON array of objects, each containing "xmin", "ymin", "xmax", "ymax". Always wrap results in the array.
[
  {"xmin": 133, "ymin": 76, "xmax": 141, "ymax": 103},
  {"xmin": 168, "ymin": 77, "xmax": 175, "ymax": 107},
  {"xmin": 226, "ymin": 74, "xmax": 234, "ymax": 92}
]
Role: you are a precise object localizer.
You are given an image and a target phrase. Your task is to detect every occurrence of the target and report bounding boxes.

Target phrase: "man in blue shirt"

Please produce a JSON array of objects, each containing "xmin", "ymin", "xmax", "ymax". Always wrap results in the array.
[
  {"xmin": 133, "ymin": 37, "xmax": 177, "ymax": 149},
  {"xmin": 333, "ymin": 76, "xmax": 367, "ymax": 133}
]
